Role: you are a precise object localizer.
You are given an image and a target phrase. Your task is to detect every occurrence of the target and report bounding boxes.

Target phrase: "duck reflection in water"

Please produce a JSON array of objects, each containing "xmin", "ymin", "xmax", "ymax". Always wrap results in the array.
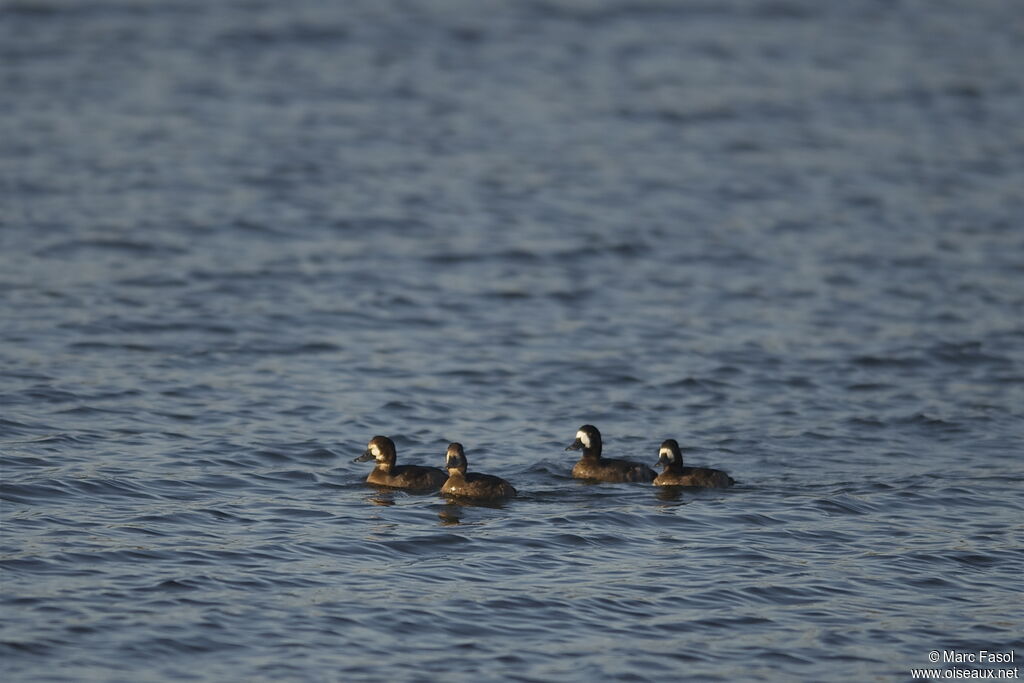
[
  {"xmin": 436, "ymin": 496, "xmax": 514, "ymax": 526},
  {"xmin": 438, "ymin": 502, "xmax": 464, "ymax": 526},
  {"xmin": 654, "ymin": 486, "xmax": 688, "ymax": 505},
  {"xmin": 365, "ymin": 490, "xmax": 397, "ymax": 507}
]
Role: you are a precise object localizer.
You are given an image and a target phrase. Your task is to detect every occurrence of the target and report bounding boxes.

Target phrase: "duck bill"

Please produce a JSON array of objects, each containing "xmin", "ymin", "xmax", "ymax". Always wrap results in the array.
[
  {"xmin": 656, "ymin": 454, "xmax": 670, "ymax": 468},
  {"xmin": 565, "ymin": 438, "xmax": 584, "ymax": 451},
  {"xmin": 353, "ymin": 450, "xmax": 376, "ymax": 463}
]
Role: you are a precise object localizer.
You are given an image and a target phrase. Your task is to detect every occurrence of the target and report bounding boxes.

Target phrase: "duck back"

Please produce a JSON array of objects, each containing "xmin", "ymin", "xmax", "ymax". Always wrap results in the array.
[
  {"xmin": 368, "ymin": 464, "xmax": 447, "ymax": 491},
  {"xmin": 573, "ymin": 457, "xmax": 656, "ymax": 483},
  {"xmin": 442, "ymin": 471, "xmax": 517, "ymax": 499},
  {"xmin": 653, "ymin": 467, "xmax": 733, "ymax": 488}
]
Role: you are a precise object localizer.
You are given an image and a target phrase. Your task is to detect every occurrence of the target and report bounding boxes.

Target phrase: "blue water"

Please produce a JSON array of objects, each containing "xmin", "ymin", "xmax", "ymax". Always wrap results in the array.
[{"xmin": 2, "ymin": 0, "xmax": 1023, "ymax": 680}]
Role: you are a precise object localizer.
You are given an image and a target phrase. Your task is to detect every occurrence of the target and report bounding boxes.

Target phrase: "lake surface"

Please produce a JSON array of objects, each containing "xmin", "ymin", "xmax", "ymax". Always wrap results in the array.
[{"xmin": 2, "ymin": 0, "xmax": 1023, "ymax": 680}]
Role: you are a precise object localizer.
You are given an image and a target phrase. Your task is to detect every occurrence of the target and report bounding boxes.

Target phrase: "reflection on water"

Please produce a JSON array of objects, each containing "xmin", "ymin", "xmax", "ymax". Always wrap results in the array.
[
  {"xmin": 366, "ymin": 490, "xmax": 397, "ymax": 507},
  {"xmin": 437, "ymin": 495, "xmax": 514, "ymax": 526},
  {"xmin": 437, "ymin": 502, "xmax": 464, "ymax": 526},
  {"xmin": 439, "ymin": 495, "xmax": 512, "ymax": 510},
  {"xmin": 654, "ymin": 487, "xmax": 687, "ymax": 505}
]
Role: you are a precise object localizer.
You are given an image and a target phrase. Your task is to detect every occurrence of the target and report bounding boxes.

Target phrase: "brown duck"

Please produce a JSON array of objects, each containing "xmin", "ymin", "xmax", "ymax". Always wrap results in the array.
[
  {"xmin": 353, "ymin": 435, "xmax": 447, "ymax": 491},
  {"xmin": 566, "ymin": 424, "xmax": 656, "ymax": 483},
  {"xmin": 653, "ymin": 439, "xmax": 734, "ymax": 488},
  {"xmin": 440, "ymin": 442, "xmax": 517, "ymax": 499}
]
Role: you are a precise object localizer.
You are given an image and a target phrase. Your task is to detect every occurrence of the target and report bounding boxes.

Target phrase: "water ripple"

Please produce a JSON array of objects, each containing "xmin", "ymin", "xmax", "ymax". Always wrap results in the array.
[{"xmin": 3, "ymin": 0, "xmax": 1023, "ymax": 680}]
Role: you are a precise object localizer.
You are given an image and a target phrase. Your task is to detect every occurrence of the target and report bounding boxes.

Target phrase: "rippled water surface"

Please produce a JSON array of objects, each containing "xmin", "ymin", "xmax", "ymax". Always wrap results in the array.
[{"xmin": 2, "ymin": 0, "xmax": 1023, "ymax": 680}]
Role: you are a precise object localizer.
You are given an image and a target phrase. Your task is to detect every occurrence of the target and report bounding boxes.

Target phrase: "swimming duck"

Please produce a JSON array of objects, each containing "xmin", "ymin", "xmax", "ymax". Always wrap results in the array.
[
  {"xmin": 353, "ymin": 435, "xmax": 447, "ymax": 491},
  {"xmin": 653, "ymin": 439, "xmax": 734, "ymax": 488},
  {"xmin": 440, "ymin": 442, "xmax": 517, "ymax": 499},
  {"xmin": 565, "ymin": 424, "xmax": 656, "ymax": 483}
]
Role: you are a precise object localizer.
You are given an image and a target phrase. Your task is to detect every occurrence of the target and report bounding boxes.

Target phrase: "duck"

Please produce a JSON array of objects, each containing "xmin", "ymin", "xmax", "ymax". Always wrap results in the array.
[
  {"xmin": 440, "ymin": 442, "xmax": 517, "ymax": 499},
  {"xmin": 352, "ymin": 435, "xmax": 447, "ymax": 491},
  {"xmin": 653, "ymin": 439, "xmax": 734, "ymax": 488},
  {"xmin": 565, "ymin": 424, "xmax": 656, "ymax": 483}
]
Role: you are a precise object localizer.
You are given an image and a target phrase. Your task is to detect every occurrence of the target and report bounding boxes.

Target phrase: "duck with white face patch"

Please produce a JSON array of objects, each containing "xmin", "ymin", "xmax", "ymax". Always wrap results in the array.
[
  {"xmin": 653, "ymin": 439, "xmax": 734, "ymax": 488},
  {"xmin": 440, "ymin": 442, "xmax": 517, "ymax": 499},
  {"xmin": 565, "ymin": 424, "xmax": 656, "ymax": 483},
  {"xmin": 353, "ymin": 435, "xmax": 447, "ymax": 491}
]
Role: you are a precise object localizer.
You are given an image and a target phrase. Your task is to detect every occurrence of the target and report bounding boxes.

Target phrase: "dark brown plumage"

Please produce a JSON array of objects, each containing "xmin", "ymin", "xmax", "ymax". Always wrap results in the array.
[
  {"xmin": 441, "ymin": 443, "xmax": 517, "ymax": 499},
  {"xmin": 566, "ymin": 424, "xmax": 656, "ymax": 483},
  {"xmin": 353, "ymin": 435, "xmax": 447, "ymax": 491},
  {"xmin": 653, "ymin": 439, "xmax": 734, "ymax": 488}
]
